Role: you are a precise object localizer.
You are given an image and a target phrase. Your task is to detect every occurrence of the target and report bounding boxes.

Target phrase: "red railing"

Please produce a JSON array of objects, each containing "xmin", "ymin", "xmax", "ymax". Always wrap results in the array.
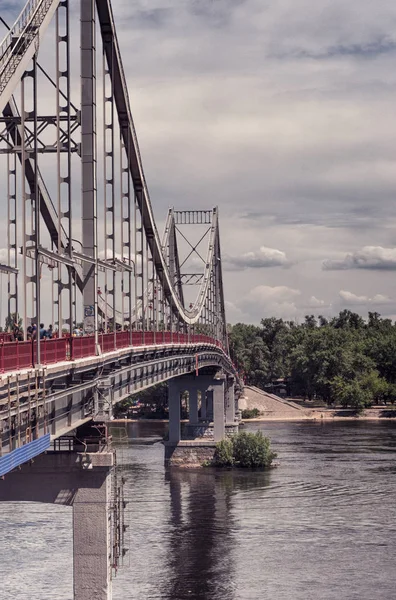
[
  {"xmin": 144, "ymin": 332, "xmax": 154, "ymax": 346},
  {"xmin": 116, "ymin": 331, "xmax": 131, "ymax": 349},
  {"xmin": 0, "ymin": 333, "xmax": 13, "ymax": 343},
  {"xmin": 0, "ymin": 331, "xmax": 225, "ymax": 374},
  {"xmin": 1, "ymin": 341, "xmax": 33, "ymax": 372},
  {"xmin": 71, "ymin": 336, "xmax": 96, "ymax": 360},
  {"xmin": 33, "ymin": 338, "xmax": 69, "ymax": 365},
  {"xmin": 100, "ymin": 333, "xmax": 116, "ymax": 353},
  {"xmin": 131, "ymin": 331, "xmax": 143, "ymax": 346}
]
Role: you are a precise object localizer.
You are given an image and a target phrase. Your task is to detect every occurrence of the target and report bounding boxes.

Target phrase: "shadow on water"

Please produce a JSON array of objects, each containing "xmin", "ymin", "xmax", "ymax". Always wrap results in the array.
[{"xmin": 161, "ymin": 467, "xmax": 272, "ymax": 600}]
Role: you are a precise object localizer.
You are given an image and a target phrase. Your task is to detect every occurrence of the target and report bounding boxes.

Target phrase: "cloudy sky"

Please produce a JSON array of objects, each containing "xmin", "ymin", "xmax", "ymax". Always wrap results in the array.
[{"xmin": 2, "ymin": 0, "xmax": 396, "ymax": 324}]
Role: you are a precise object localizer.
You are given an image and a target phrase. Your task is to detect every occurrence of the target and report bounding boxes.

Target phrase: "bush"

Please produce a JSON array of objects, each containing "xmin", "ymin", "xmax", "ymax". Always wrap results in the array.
[
  {"xmin": 213, "ymin": 431, "xmax": 276, "ymax": 469},
  {"xmin": 241, "ymin": 408, "xmax": 261, "ymax": 419},
  {"xmin": 213, "ymin": 438, "xmax": 234, "ymax": 466}
]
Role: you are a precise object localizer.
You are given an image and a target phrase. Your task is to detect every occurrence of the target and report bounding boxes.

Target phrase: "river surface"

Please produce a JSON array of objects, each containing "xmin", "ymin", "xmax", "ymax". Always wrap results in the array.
[{"xmin": 1, "ymin": 421, "xmax": 396, "ymax": 600}]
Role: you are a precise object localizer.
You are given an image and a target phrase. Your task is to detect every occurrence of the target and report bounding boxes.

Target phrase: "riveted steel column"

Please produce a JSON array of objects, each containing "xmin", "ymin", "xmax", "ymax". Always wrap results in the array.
[
  {"xmin": 55, "ymin": 0, "xmax": 73, "ymax": 336},
  {"xmin": 102, "ymin": 42, "xmax": 115, "ymax": 339},
  {"xmin": 7, "ymin": 148, "xmax": 18, "ymax": 322},
  {"xmin": 81, "ymin": 0, "xmax": 98, "ymax": 348},
  {"xmin": 32, "ymin": 55, "xmax": 41, "ymax": 365},
  {"xmin": 21, "ymin": 76, "xmax": 27, "ymax": 338}
]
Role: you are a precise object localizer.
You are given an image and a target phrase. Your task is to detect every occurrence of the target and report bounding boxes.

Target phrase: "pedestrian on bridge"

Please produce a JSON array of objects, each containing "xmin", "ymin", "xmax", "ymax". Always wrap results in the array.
[{"xmin": 12, "ymin": 323, "xmax": 23, "ymax": 342}]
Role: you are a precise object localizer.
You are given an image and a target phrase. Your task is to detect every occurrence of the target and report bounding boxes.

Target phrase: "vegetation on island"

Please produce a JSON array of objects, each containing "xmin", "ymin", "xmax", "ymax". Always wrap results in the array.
[
  {"xmin": 241, "ymin": 408, "xmax": 261, "ymax": 419},
  {"xmin": 230, "ymin": 311, "xmax": 396, "ymax": 412},
  {"xmin": 213, "ymin": 431, "xmax": 276, "ymax": 469}
]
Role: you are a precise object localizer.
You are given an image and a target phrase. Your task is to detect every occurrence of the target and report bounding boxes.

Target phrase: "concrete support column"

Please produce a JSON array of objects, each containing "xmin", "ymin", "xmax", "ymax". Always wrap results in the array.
[
  {"xmin": 168, "ymin": 379, "xmax": 182, "ymax": 443},
  {"xmin": 225, "ymin": 378, "xmax": 235, "ymax": 424},
  {"xmin": 200, "ymin": 390, "xmax": 207, "ymax": 420},
  {"xmin": 211, "ymin": 377, "xmax": 225, "ymax": 442},
  {"xmin": 207, "ymin": 391, "xmax": 214, "ymax": 422},
  {"xmin": 73, "ymin": 467, "xmax": 112, "ymax": 600},
  {"xmin": 188, "ymin": 387, "xmax": 199, "ymax": 424}
]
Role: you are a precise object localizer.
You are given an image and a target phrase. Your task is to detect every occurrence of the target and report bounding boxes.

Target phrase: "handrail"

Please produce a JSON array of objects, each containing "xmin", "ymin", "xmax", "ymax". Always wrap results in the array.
[
  {"xmin": 0, "ymin": 0, "xmax": 39, "ymax": 74},
  {"xmin": 0, "ymin": 0, "xmax": 60, "ymax": 108},
  {"xmin": 0, "ymin": 332, "xmax": 231, "ymax": 375}
]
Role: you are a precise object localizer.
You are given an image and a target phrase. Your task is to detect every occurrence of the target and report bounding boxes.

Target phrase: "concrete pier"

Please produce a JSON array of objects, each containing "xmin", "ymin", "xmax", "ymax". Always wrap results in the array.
[
  {"xmin": 166, "ymin": 372, "xmax": 239, "ymax": 466},
  {"xmin": 0, "ymin": 450, "xmax": 114, "ymax": 600}
]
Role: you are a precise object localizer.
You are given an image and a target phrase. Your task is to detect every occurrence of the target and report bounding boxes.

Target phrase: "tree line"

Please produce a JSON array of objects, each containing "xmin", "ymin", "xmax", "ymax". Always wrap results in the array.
[{"xmin": 229, "ymin": 311, "xmax": 396, "ymax": 410}]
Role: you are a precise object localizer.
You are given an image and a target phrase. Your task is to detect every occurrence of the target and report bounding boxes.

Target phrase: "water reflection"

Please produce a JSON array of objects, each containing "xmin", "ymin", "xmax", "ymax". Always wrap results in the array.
[
  {"xmin": 2, "ymin": 421, "xmax": 396, "ymax": 600},
  {"xmin": 164, "ymin": 468, "xmax": 232, "ymax": 600},
  {"xmin": 162, "ymin": 467, "xmax": 272, "ymax": 600}
]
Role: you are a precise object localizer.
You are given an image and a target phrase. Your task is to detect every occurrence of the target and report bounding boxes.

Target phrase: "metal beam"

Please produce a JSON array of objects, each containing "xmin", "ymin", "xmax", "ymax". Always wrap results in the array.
[{"xmin": 81, "ymin": 0, "xmax": 98, "ymax": 345}]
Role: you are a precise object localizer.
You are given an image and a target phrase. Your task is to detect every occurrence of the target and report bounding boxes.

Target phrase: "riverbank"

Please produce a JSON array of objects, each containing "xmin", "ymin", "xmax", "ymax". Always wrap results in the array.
[
  {"xmin": 240, "ymin": 386, "xmax": 396, "ymax": 421},
  {"xmin": 242, "ymin": 410, "xmax": 396, "ymax": 422}
]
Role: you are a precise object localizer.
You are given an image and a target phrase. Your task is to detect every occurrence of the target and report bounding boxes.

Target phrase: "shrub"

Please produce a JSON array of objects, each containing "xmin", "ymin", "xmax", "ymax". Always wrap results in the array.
[
  {"xmin": 213, "ymin": 431, "xmax": 276, "ymax": 469},
  {"xmin": 213, "ymin": 438, "xmax": 234, "ymax": 466},
  {"xmin": 233, "ymin": 431, "xmax": 275, "ymax": 468},
  {"xmin": 241, "ymin": 408, "xmax": 261, "ymax": 419}
]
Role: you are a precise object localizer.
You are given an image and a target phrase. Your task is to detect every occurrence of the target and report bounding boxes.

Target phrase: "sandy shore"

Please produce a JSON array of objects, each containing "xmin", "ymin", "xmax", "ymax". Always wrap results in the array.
[
  {"xmin": 240, "ymin": 386, "xmax": 396, "ymax": 422},
  {"xmin": 242, "ymin": 412, "xmax": 396, "ymax": 423}
]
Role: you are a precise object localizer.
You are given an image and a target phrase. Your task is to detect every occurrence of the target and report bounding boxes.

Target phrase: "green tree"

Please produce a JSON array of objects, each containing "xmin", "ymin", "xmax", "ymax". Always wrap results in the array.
[{"xmin": 230, "ymin": 311, "xmax": 396, "ymax": 408}]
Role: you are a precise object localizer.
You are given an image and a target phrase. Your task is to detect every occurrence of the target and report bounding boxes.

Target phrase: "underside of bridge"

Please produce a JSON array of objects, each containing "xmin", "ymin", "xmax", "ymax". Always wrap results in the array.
[{"xmin": 0, "ymin": 0, "xmax": 241, "ymax": 598}]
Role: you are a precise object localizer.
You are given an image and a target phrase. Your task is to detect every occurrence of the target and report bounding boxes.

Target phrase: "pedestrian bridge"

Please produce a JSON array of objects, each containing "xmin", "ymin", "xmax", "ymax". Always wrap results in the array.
[
  {"xmin": 0, "ymin": 329, "xmax": 238, "ymax": 469},
  {"xmin": 0, "ymin": 1, "xmax": 240, "ymax": 597}
]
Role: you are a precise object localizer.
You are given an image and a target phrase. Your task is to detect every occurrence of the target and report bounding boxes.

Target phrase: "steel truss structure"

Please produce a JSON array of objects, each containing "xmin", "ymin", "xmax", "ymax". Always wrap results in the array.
[{"xmin": 0, "ymin": 0, "xmax": 229, "ymax": 364}]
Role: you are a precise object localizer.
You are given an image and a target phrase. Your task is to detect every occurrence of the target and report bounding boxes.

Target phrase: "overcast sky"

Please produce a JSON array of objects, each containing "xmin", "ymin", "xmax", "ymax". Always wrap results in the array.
[{"xmin": 2, "ymin": 0, "xmax": 396, "ymax": 324}]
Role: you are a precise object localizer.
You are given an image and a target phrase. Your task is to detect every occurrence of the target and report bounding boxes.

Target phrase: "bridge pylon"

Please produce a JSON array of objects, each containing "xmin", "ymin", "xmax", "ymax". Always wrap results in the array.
[{"xmin": 0, "ymin": 424, "xmax": 126, "ymax": 600}]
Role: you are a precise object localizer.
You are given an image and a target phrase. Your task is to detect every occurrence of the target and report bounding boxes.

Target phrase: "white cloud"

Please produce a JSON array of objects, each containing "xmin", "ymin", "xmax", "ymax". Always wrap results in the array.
[
  {"xmin": 323, "ymin": 246, "xmax": 396, "ymax": 270},
  {"xmin": 223, "ymin": 246, "xmax": 289, "ymax": 271},
  {"xmin": 237, "ymin": 285, "xmax": 301, "ymax": 322},
  {"xmin": 339, "ymin": 290, "xmax": 392, "ymax": 305},
  {"xmin": 306, "ymin": 295, "xmax": 327, "ymax": 308}
]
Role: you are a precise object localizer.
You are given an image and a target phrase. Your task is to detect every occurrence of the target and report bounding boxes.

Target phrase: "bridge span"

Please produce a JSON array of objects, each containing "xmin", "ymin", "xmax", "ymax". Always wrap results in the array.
[{"xmin": 0, "ymin": 0, "xmax": 241, "ymax": 597}]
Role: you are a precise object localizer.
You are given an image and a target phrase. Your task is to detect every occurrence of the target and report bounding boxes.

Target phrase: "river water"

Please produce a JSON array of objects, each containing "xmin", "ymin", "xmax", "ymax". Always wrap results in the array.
[{"xmin": 1, "ymin": 421, "xmax": 396, "ymax": 600}]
